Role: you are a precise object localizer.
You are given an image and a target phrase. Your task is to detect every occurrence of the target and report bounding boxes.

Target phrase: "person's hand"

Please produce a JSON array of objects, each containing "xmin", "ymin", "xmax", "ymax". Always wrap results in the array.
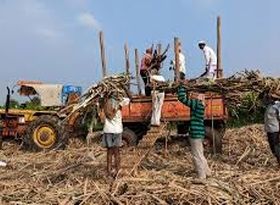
[{"xmin": 178, "ymin": 78, "xmax": 185, "ymax": 85}]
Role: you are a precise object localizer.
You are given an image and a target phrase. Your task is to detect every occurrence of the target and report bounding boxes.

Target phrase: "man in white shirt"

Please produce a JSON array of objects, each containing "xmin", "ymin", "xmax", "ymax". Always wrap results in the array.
[
  {"xmin": 198, "ymin": 41, "xmax": 217, "ymax": 81},
  {"xmin": 264, "ymin": 98, "xmax": 280, "ymax": 166},
  {"xmin": 101, "ymin": 94, "xmax": 130, "ymax": 177},
  {"xmin": 178, "ymin": 48, "xmax": 186, "ymax": 79},
  {"xmin": 170, "ymin": 48, "xmax": 186, "ymax": 80},
  {"xmin": 150, "ymin": 69, "xmax": 165, "ymax": 126}
]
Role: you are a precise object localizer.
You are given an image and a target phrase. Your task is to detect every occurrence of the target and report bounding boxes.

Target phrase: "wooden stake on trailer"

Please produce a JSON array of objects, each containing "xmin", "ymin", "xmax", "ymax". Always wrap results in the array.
[
  {"xmin": 217, "ymin": 16, "xmax": 223, "ymax": 78},
  {"xmin": 174, "ymin": 37, "xmax": 180, "ymax": 82},
  {"xmin": 135, "ymin": 48, "xmax": 141, "ymax": 95},
  {"xmin": 157, "ymin": 43, "xmax": 162, "ymax": 68},
  {"xmin": 157, "ymin": 43, "xmax": 162, "ymax": 55},
  {"xmin": 124, "ymin": 43, "xmax": 130, "ymax": 90},
  {"xmin": 99, "ymin": 31, "xmax": 107, "ymax": 78}
]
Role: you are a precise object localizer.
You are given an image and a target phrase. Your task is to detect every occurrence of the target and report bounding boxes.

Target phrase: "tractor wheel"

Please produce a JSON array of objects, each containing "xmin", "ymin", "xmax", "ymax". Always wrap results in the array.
[
  {"xmin": 23, "ymin": 115, "xmax": 66, "ymax": 151},
  {"xmin": 205, "ymin": 126, "xmax": 225, "ymax": 154},
  {"xmin": 177, "ymin": 123, "xmax": 189, "ymax": 135},
  {"xmin": 122, "ymin": 127, "xmax": 138, "ymax": 147}
]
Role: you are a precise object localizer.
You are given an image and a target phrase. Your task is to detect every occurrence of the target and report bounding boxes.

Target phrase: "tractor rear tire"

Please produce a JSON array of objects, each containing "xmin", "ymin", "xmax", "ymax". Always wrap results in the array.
[
  {"xmin": 122, "ymin": 127, "xmax": 138, "ymax": 147},
  {"xmin": 23, "ymin": 115, "xmax": 66, "ymax": 151},
  {"xmin": 205, "ymin": 126, "xmax": 225, "ymax": 154}
]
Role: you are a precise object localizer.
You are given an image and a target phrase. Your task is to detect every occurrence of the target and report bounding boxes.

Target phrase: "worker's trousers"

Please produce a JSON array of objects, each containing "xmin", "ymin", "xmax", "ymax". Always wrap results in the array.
[
  {"xmin": 151, "ymin": 91, "xmax": 165, "ymax": 126},
  {"xmin": 267, "ymin": 132, "xmax": 280, "ymax": 160},
  {"xmin": 189, "ymin": 138, "xmax": 211, "ymax": 179}
]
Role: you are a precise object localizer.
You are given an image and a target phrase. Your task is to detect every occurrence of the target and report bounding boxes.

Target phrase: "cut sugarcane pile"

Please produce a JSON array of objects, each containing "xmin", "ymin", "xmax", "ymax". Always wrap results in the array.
[
  {"xmin": 159, "ymin": 70, "xmax": 280, "ymax": 111},
  {"xmin": 0, "ymin": 124, "xmax": 279, "ymax": 204}
]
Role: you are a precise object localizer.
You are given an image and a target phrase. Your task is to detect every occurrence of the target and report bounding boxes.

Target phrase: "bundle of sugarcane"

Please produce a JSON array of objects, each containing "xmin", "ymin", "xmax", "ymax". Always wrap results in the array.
[
  {"xmin": 59, "ymin": 73, "xmax": 131, "ymax": 118},
  {"xmin": 156, "ymin": 70, "xmax": 280, "ymax": 111}
]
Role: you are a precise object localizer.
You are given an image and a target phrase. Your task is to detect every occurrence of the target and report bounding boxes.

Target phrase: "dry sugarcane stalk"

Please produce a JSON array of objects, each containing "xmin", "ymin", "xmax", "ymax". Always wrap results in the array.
[{"xmin": 59, "ymin": 73, "xmax": 131, "ymax": 119}]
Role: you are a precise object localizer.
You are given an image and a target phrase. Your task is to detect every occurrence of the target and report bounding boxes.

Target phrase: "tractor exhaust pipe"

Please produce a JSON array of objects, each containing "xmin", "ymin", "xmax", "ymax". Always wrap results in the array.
[{"xmin": 5, "ymin": 87, "xmax": 10, "ymax": 115}]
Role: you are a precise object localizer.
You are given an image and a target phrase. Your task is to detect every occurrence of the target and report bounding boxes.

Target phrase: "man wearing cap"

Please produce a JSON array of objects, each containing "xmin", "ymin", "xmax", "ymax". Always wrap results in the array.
[
  {"xmin": 177, "ymin": 84, "xmax": 211, "ymax": 180},
  {"xmin": 198, "ymin": 41, "xmax": 217, "ymax": 81}
]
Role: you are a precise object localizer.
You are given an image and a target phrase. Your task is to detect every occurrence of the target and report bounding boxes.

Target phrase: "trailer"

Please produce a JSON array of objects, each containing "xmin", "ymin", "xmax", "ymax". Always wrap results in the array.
[{"xmin": 121, "ymin": 92, "xmax": 227, "ymax": 153}]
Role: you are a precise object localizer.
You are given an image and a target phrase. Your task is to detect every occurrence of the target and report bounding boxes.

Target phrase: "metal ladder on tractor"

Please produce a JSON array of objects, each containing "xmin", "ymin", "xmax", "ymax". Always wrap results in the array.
[{"xmin": 122, "ymin": 123, "xmax": 167, "ymax": 175}]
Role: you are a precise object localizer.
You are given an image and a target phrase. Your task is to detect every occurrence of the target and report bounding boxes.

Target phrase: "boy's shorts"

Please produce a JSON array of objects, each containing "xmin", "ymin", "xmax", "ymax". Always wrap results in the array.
[{"xmin": 102, "ymin": 133, "xmax": 122, "ymax": 148}]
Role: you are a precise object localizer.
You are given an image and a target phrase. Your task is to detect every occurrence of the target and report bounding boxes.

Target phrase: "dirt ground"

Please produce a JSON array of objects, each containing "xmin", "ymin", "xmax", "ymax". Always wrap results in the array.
[{"xmin": 0, "ymin": 124, "xmax": 279, "ymax": 205}]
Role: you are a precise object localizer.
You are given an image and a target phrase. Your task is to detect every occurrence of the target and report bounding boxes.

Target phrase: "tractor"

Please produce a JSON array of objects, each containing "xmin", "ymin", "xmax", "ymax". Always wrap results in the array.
[{"xmin": 0, "ymin": 81, "xmax": 82, "ymax": 151}]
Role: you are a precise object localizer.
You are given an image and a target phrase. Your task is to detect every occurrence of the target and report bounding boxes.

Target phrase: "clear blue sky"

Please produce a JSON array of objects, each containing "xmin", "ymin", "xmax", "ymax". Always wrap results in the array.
[{"xmin": 0, "ymin": 0, "xmax": 279, "ymax": 104}]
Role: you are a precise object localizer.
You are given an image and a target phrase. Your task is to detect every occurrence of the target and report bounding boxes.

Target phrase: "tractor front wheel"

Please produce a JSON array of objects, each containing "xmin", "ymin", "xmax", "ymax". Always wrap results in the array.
[{"xmin": 23, "ymin": 115, "xmax": 66, "ymax": 151}]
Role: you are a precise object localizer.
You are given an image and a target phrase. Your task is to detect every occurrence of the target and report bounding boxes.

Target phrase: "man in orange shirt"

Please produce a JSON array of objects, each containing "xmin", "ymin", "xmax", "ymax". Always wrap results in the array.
[{"xmin": 140, "ymin": 48, "xmax": 153, "ymax": 96}]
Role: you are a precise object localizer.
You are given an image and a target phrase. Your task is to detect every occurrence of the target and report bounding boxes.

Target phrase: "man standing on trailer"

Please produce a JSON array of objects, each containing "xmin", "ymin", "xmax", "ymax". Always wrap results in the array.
[
  {"xmin": 170, "ymin": 47, "xmax": 186, "ymax": 80},
  {"xmin": 140, "ymin": 48, "xmax": 153, "ymax": 96},
  {"xmin": 198, "ymin": 41, "xmax": 217, "ymax": 81},
  {"xmin": 177, "ymin": 84, "xmax": 211, "ymax": 180},
  {"xmin": 150, "ymin": 69, "xmax": 165, "ymax": 127},
  {"xmin": 101, "ymin": 93, "xmax": 130, "ymax": 177},
  {"xmin": 264, "ymin": 97, "xmax": 280, "ymax": 166}
]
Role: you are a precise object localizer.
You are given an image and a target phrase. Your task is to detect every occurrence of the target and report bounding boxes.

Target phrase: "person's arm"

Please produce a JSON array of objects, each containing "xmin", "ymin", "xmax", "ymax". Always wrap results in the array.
[
  {"xmin": 120, "ymin": 97, "xmax": 130, "ymax": 107},
  {"xmin": 276, "ymin": 104, "xmax": 280, "ymax": 121},
  {"xmin": 204, "ymin": 49, "xmax": 211, "ymax": 71},
  {"xmin": 177, "ymin": 85, "xmax": 196, "ymax": 109}
]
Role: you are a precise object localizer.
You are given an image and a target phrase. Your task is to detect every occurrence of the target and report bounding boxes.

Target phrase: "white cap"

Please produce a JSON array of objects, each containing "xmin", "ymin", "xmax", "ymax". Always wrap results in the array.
[{"xmin": 198, "ymin": 40, "xmax": 206, "ymax": 45}]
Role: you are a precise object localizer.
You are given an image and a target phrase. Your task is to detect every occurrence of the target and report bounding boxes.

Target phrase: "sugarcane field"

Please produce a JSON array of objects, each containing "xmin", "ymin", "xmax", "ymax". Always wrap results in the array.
[{"xmin": 0, "ymin": 1, "xmax": 280, "ymax": 205}]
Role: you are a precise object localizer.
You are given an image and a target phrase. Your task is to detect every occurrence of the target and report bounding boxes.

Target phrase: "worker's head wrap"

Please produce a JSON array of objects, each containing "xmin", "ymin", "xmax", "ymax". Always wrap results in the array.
[{"xmin": 198, "ymin": 40, "xmax": 206, "ymax": 46}]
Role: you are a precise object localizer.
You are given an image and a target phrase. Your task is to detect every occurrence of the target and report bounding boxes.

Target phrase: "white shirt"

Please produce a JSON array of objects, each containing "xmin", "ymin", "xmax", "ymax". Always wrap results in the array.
[
  {"xmin": 150, "ymin": 74, "xmax": 165, "ymax": 82},
  {"xmin": 264, "ymin": 101, "xmax": 280, "ymax": 133},
  {"xmin": 103, "ymin": 98, "xmax": 130, "ymax": 134},
  {"xmin": 179, "ymin": 53, "xmax": 186, "ymax": 74},
  {"xmin": 203, "ymin": 46, "xmax": 217, "ymax": 73}
]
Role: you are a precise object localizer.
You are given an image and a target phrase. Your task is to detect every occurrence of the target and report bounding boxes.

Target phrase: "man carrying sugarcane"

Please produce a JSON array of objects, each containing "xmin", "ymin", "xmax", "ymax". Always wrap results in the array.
[
  {"xmin": 140, "ymin": 48, "xmax": 153, "ymax": 96},
  {"xmin": 264, "ymin": 98, "xmax": 280, "ymax": 166},
  {"xmin": 177, "ymin": 84, "xmax": 211, "ymax": 180},
  {"xmin": 101, "ymin": 93, "xmax": 130, "ymax": 177},
  {"xmin": 198, "ymin": 41, "xmax": 217, "ymax": 81}
]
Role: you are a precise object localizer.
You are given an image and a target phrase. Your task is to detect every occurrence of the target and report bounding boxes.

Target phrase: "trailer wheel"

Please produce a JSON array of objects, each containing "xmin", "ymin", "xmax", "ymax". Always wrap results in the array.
[
  {"xmin": 122, "ymin": 127, "xmax": 138, "ymax": 147},
  {"xmin": 205, "ymin": 126, "xmax": 225, "ymax": 154},
  {"xmin": 23, "ymin": 115, "xmax": 66, "ymax": 151}
]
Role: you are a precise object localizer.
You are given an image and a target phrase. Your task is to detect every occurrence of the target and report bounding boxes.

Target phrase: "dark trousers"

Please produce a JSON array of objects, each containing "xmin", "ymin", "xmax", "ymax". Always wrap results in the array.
[
  {"xmin": 140, "ymin": 69, "xmax": 151, "ymax": 96},
  {"xmin": 267, "ymin": 132, "xmax": 280, "ymax": 160}
]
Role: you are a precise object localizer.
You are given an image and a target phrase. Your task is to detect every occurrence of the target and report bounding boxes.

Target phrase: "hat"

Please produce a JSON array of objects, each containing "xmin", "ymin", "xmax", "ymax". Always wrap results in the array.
[{"xmin": 198, "ymin": 40, "xmax": 206, "ymax": 45}]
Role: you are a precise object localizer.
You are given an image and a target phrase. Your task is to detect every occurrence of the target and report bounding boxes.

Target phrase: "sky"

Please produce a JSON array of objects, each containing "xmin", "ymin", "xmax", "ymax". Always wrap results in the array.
[{"xmin": 0, "ymin": 0, "xmax": 279, "ymax": 104}]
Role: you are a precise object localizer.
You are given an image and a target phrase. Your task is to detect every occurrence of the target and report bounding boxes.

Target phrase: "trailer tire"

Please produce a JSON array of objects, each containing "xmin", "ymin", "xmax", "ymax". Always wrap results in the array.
[
  {"xmin": 205, "ymin": 126, "xmax": 225, "ymax": 154},
  {"xmin": 23, "ymin": 115, "xmax": 66, "ymax": 151},
  {"xmin": 122, "ymin": 127, "xmax": 138, "ymax": 147}
]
